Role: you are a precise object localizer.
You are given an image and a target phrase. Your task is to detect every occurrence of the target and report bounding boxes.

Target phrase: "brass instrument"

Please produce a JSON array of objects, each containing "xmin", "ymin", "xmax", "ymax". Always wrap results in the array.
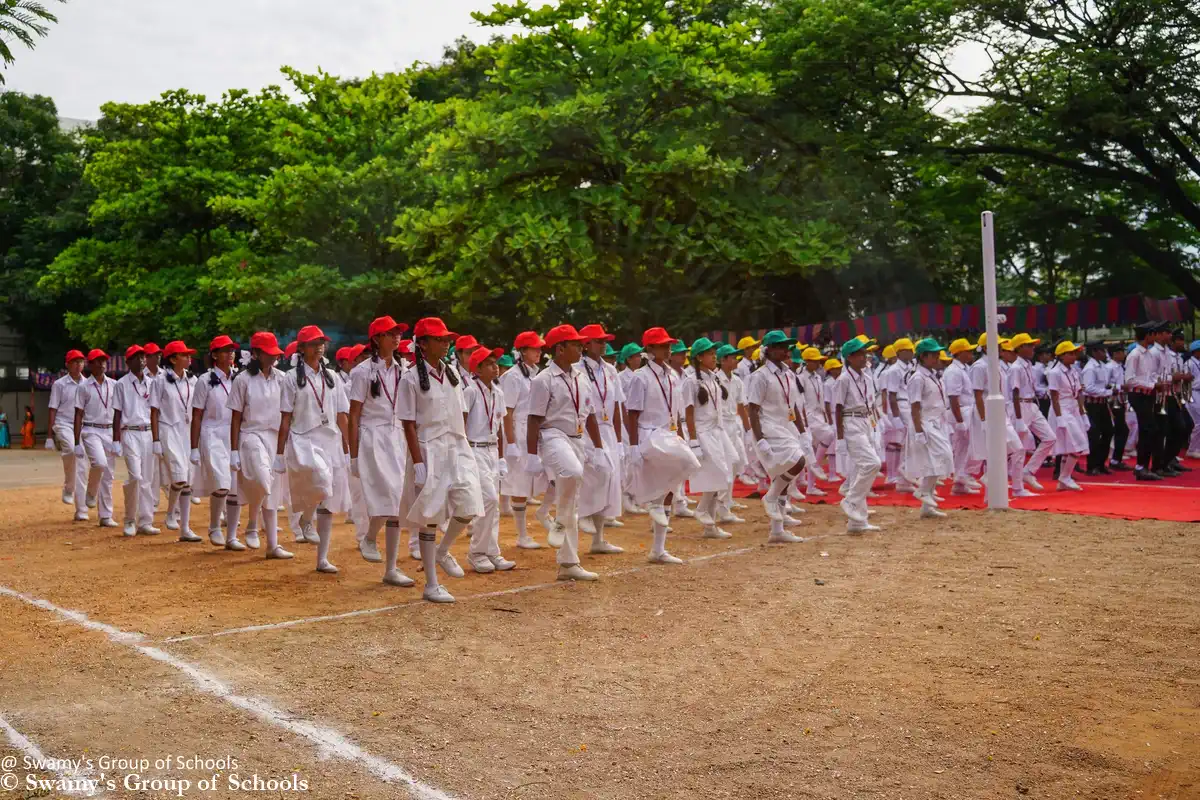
[{"xmin": 1156, "ymin": 369, "xmax": 1169, "ymax": 415}]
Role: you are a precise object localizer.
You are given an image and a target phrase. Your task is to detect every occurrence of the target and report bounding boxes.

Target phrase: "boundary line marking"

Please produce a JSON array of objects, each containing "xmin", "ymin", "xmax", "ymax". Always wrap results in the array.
[
  {"xmin": 0, "ymin": 586, "xmax": 454, "ymax": 800},
  {"xmin": 0, "ymin": 714, "xmax": 100, "ymax": 797}
]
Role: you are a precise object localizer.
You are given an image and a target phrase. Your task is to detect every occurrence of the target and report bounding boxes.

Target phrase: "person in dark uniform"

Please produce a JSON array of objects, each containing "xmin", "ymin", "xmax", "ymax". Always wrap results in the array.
[
  {"xmin": 1124, "ymin": 322, "xmax": 1167, "ymax": 480},
  {"xmin": 1106, "ymin": 343, "xmax": 1132, "ymax": 471},
  {"xmin": 1164, "ymin": 328, "xmax": 1194, "ymax": 472},
  {"xmin": 1081, "ymin": 342, "xmax": 1114, "ymax": 475}
]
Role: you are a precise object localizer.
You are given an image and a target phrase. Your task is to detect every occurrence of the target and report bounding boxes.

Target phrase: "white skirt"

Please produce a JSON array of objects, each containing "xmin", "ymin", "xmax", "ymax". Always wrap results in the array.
[
  {"xmin": 358, "ymin": 422, "xmax": 406, "ymax": 518},
  {"xmin": 721, "ymin": 417, "xmax": 748, "ymax": 477},
  {"xmin": 740, "ymin": 427, "xmax": 768, "ymax": 483},
  {"xmin": 755, "ymin": 427, "xmax": 805, "ymax": 481},
  {"xmin": 401, "ymin": 433, "xmax": 483, "ymax": 527},
  {"xmin": 159, "ymin": 420, "xmax": 192, "ymax": 485},
  {"xmin": 500, "ymin": 416, "xmax": 547, "ymax": 498},
  {"xmin": 580, "ymin": 423, "xmax": 621, "ymax": 519},
  {"xmin": 630, "ymin": 427, "xmax": 700, "ymax": 504},
  {"xmin": 287, "ymin": 426, "xmax": 348, "ymax": 514},
  {"xmin": 194, "ymin": 424, "xmax": 235, "ymax": 496},
  {"xmin": 690, "ymin": 426, "xmax": 736, "ymax": 493},
  {"xmin": 1049, "ymin": 410, "xmax": 1089, "ymax": 456},
  {"xmin": 904, "ymin": 418, "xmax": 954, "ymax": 479},
  {"xmin": 238, "ymin": 429, "xmax": 279, "ymax": 508}
]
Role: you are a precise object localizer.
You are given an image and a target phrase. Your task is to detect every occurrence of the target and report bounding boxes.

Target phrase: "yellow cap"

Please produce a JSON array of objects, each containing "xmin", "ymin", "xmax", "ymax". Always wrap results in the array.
[
  {"xmin": 976, "ymin": 332, "xmax": 988, "ymax": 348},
  {"xmin": 939, "ymin": 351, "xmax": 952, "ymax": 362},
  {"xmin": 736, "ymin": 336, "xmax": 759, "ymax": 351},
  {"xmin": 1008, "ymin": 332, "xmax": 1041, "ymax": 349},
  {"xmin": 892, "ymin": 337, "xmax": 915, "ymax": 352},
  {"xmin": 881, "ymin": 344, "xmax": 896, "ymax": 359},
  {"xmin": 801, "ymin": 347, "xmax": 824, "ymax": 361},
  {"xmin": 949, "ymin": 337, "xmax": 973, "ymax": 355},
  {"xmin": 750, "ymin": 347, "xmax": 761, "ymax": 361},
  {"xmin": 1054, "ymin": 340, "xmax": 1083, "ymax": 356},
  {"xmin": 999, "ymin": 337, "xmax": 1014, "ymax": 352},
  {"xmin": 824, "ymin": 358, "xmax": 842, "ymax": 370}
]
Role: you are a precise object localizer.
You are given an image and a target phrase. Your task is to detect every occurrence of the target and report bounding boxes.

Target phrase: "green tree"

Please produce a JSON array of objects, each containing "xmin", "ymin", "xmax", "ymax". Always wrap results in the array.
[{"xmin": 0, "ymin": 0, "xmax": 65, "ymax": 81}]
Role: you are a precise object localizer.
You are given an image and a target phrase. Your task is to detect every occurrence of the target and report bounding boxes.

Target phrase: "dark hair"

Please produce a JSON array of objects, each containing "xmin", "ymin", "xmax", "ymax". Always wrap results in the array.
[
  {"xmin": 247, "ymin": 349, "xmax": 264, "ymax": 376},
  {"xmin": 295, "ymin": 350, "xmax": 336, "ymax": 390},
  {"xmin": 368, "ymin": 339, "xmax": 381, "ymax": 398},
  {"xmin": 414, "ymin": 339, "xmax": 458, "ymax": 393},
  {"xmin": 518, "ymin": 355, "xmax": 531, "ymax": 379}
]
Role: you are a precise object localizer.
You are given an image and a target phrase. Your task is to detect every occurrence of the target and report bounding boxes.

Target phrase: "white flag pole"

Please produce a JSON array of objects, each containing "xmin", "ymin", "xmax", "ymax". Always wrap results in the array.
[{"xmin": 981, "ymin": 211, "xmax": 1009, "ymax": 510}]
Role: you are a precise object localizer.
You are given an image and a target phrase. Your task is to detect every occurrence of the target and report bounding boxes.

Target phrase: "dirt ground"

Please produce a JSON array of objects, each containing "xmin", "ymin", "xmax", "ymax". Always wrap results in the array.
[{"xmin": 0, "ymin": 449, "xmax": 1197, "ymax": 799}]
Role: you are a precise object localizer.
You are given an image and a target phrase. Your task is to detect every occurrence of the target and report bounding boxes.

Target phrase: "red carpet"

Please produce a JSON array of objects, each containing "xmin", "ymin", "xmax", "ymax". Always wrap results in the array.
[{"xmin": 730, "ymin": 457, "xmax": 1200, "ymax": 523}]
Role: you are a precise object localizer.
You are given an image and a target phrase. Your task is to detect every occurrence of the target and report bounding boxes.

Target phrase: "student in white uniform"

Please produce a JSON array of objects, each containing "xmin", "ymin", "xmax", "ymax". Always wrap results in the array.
[
  {"xmin": 1008, "ymin": 333, "xmax": 1057, "ymax": 491},
  {"xmin": 881, "ymin": 338, "xmax": 917, "ymax": 491},
  {"xmin": 906, "ymin": 339, "xmax": 954, "ymax": 518},
  {"xmin": 832, "ymin": 339, "xmax": 882, "ymax": 532},
  {"xmin": 798, "ymin": 347, "xmax": 833, "ymax": 496},
  {"xmin": 72, "ymin": 350, "xmax": 119, "ymax": 528},
  {"xmin": 734, "ymin": 336, "xmax": 759, "ymax": 383},
  {"xmin": 624, "ymin": 327, "xmax": 701, "ymax": 564},
  {"xmin": 48, "ymin": 349, "xmax": 89, "ymax": 519},
  {"xmin": 822, "ymin": 358, "xmax": 842, "ymax": 477},
  {"xmin": 112, "ymin": 344, "xmax": 159, "ymax": 537},
  {"xmin": 499, "ymin": 330, "xmax": 549, "ymax": 550},
  {"xmin": 683, "ymin": 338, "xmax": 739, "ymax": 539},
  {"xmin": 714, "ymin": 344, "xmax": 749, "ymax": 521},
  {"xmin": 616, "ymin": 342, "xmax": 647, "ymax": 515},
  {"xmin": 745, "ymin": 330, "xmax": 809, "ymax": 542},
  {"xmin": 141, "ymin": 342, "xmax": 171, "ymax": 523},
  {"xmin": 454, "ymin": 335, "xmax": 479, "ymax": 384},
  {"xmin": 527, "ymin": 324, "xmax": 613, "ymax": 580},
  {"xmin": 1047, "ymin": 341, "xmax": 1089, "ymax": 491},
  {"xmin": 1188, "ymin": 341, "xmax": 1200, "ymax": 459},
  {"xmin": 399, "ymin": 317, "xmax": 484, "ymax": 604},
  {"xmin": 575, "ymin": 324, "xmax": 625, "ymax": 552},
  {"xmin": 190, "ymin": 336, "xmax": 240, "ymax": 546},
  {"xmin": 150, "ymin": 341, "xmax": 200, "ymax": 541},
  {"xmin": 942, "ymin": 338, "xmax": 978, "ymax": 494},
  {"xmin": 278, "ymin": 325, "xmax": 350, "ymax": 571},
  {"xmin": 463, "ymin": 344, "xmax": 517, "ymax": 574}
]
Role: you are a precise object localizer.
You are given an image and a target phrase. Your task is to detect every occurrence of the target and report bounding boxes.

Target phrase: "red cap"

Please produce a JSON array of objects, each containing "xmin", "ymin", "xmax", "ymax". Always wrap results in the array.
[
  {"xmin": 468, "ymin": 346, "xmax": 504, "ymax": 372},
  {"xmin": 296, "ymin": 325, "xmax": 330, "ymax": 344},
  {"xmin": 162, "ymin": 340, "xmax": 196, "ymax": 358},
  {"xmin": 349, "ymin": 343, "xmax": 367, "ymax": 359},
  {"xmin": 250, "ymin": 332, "xmax": 284, "ymax": 356},
  {"xmin": 578, "ymin": 324, "xmax": 615, "ymax": 342},
  {"xmin": 283, "ymin": 341, "xmax": 298, "ymax": 358},
  {"xmin": 368, "ymin": 316, "xmax": 408, "ymax": 340},
  {"xmin": 142, "ymin": 342, "xmax": 161, "ymax": 355},
  {"xmin": 513, "ymin": 331, "xmax": 545, "ymax": 349},
  {"xmin": 65, "ymin": 349, "xmax": 85, "ymax": 363},
  {"xmin": 209, "ymin": 335, "xmax": 237, "ymax": 351},
  {"xmin": 413, "ymin": 317, "xmax": 455, "ymax": 339},
  {"xmin": 335, "ymin": 347, "xmax": 350, "ymax": 362},
  {"xmin": 87, "ymin": 348, "xmax": 108, "ymax": 362},
  {"xmin": 641, "ymin": 327, "xmax": 678, "ymax": 346},
  {"xmin": 124, "ymin": 344, "xmax": 145, "ymax": 360},
  {"xmin": 455, "ymin": 335, "xmax": 479, "ymax": 351},
  {"xmin": 544, "ymin": 324, "xmax": 587, "ymax": 349},
  {"xmin": 398, "ymin": 339, "xmax": 415, "ymax": 359}
]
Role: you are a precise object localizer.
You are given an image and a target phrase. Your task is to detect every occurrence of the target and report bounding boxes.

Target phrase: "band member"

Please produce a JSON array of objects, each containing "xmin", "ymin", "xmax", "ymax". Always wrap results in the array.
[
  {"xmin": 575, "ymin": 324, "xmax": 625, "ymax": 554},
  {"xmin": 1165, "ymin": 329, "xmax": 1195, "ymax": 471},
  {"xmin": 1106, "ymin": 344, "xmax": 1133, "ymax": 469},
  {"xmin": 191, "ymin": 336, "xmax": 240, "ymax": 545},
  {"xmin": 463, "ymin": 345, "xmax": 517, "ymax": 573},
  {"xmin": 1187, "ymin": 340, "xmax": 1200, "ymax": 459},
  {"xmin": 48, "ymin": 350, "xmax": 89, "ymax": 519},
  {"xmin": 1124, "ymin": 323, "xmax": 1167, "ymax": 479},
  {"xmin": 1081, "ymin": 342, "xmax": 1114, "ymax": 475},
  {"xmin": 73, "ymin": 349, "xmax": 120, "ymax": 529},
  {"xmin": 112, "ymin": 344, "xmax": 159, "ymax": 537},
  {"xmin": 906, "ymin": 340, "xmax": 954, "ymax": 518},
  {"xmin": 151, "ymin": 341, "xmax": 200, "ymax": 541},
  {"xmin": 1048, "ymin": 341, "xmax": 1088, "ymax": 491}
]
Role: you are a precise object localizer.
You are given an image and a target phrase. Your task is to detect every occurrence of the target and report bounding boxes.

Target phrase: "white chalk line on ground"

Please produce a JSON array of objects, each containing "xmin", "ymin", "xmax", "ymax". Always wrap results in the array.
[
  {"xmin": 0, "ymin": 713, "xmax": 102, "ymax": 797},
  {"xmin": 0, "ymin": 586, "xmax": 453, "ymax": 800}
]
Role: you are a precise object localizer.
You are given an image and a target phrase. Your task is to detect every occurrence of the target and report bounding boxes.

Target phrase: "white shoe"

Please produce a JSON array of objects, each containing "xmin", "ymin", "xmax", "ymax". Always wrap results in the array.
[
  {"xmin": 648, "ymin": 551, "xmax": 684, "ymax": 565},
  {"xmin": 557, "ymin": 564, "xmax": 599, "ymax": 581},
  {"xmin": 1187, "ymin": 451, "xmax": 1200, "ymax": 460},
  {"xmin": 527, "ymin": 496, "xmax": 543, "ymax": 506},
  {"xmin": 579, "ymin": 516, "xmax": 597, "ymax": 535},
  {"xmin": 967, "ymin": 477, "xmax": 983, "ymax": 490},
  {"xmin": 316, "ymin": 559, "xmax": 339, "ymax": 574},
  {"xmin": 673, "ymin": 505, "xmax": 695, "ymax": 518},
  {"xmin": 137, "ymin": 524, "xmax": 161, "ymax": 536},
  {"xmin": 547, "ymin": 521, "xmax": 566, "ymax": 549},
  {"xmin": 409, "ymin": 547, "xmax": 422, "ymax": 560},
  {"xmin": 782, "ymin": 515, "xmax": 804, "ymax": 527},
  {"xmin": 783, "ymin": 500, "xmax": 805, "ymax": 514},
  {"xmin": 847, "ymin": 522, "xmax": 881, "ymax": 533},
  {"xmin": 302, "ymin": 524, "xmax": 320, "ymax": 545},
  {"xmin": 951, "ymin": 484, "xmax": 979, "ymax": 496},
  {"xmin": 920, "ymin": 506, "xmax": 947, "ymax": 519},
  {"xmin": 99, "ymin": 517, "xmax": 119, "ymax": 528},
  {"xmin": 702, "ymin": 527, "xmax": 733, "ymax": 539},
  {"xmin": 895, "ymin": 484, "xmax": 916, "ymax": 494},
  {"xmin": 488, "ymin": 555, "xmax": 517, "ymax": 571},
  {"xmin": 806, "ymin": 486, "xmax": 827, "ymax": 497},
  {"xmin": 716, "ymin": 511, "xmax": 745, "ymax": 524},
  {"xmin": 787, "ymin": 485, "xmax": 806, "ymax": 502},
  {"xmin": 589, "ymin": 540, "xmax": 624, "ymax": 554},
  {"xmin": 469, "ymin": 553, "xmax": 496, "ymax": 573},
  {"xmin": 866, "ymin": 491, "xmax": 882, "ymax": 499},
  {"xmin": 383, "ymin": 569, "xmax": 415, "ymax": 586},
  {"xmin": 761, "ymin": 496, "xmax": 783, "ymax": 521},
  {"xmin": 61, "ymin": 490, "xmax": 74, "ymax": 505},
  {"xmin": 165, "ymin": 515, "xmax": 180, "ymax": 531},
  {"xmin": 731, "ymin": 501, "xmax": 748, "ymax": 510},
  {"xmin": 1012, "ymin": 488, "xmax": 1039, "ymax": 498},
  {"xmin": 695, "ymin": 510, "xmax": 715, "ymax": 527},
  {"xmin": 122, "ymin": 521, "xmax": 136, "ymax": 537},
  {"xmin": 1057, "ymin": 480, "xmax": 1083, "ymax": 492},
  {"xmin": 516, "ymin": 535, "xmax": 543, "ymax": 550},
  {"xmin": 73, "ymin": 511, "xmax": 89, "ymax": 522},
  {"xmin": 768, "ymin": 530, "xmax": 804, "ymax": 543},
  {"xmin": 266, "ymin": 546, "xmax": 294, "ymax": 560},
  {"xmin": 178, "ymin": 529, "xmax": 202, "ymax": 542},
  {"xmin": 423, "ymin": 585, "xmax": 456, "ymax": 603},
  {"xmin": 623, "ymin": 499, "xmax": 646, "ymax": 515},
  {"xmin": 1023, "ymin": 473, "xmax": 1044, "ymax": 491},
  {"xmin": 225, "ymin": 538, "xmax": 246, "ymax": 551},
  {"xmin": 209, "ymin": 529, "xmax": 226, "ymax": 547},
  {"xmin": 648, "ymin": 505, "xmax": 670, "ymax": 527},
  {"xmin": 437, "ymin": 553, "xmax": 465, "ymax": 578},
  {"xmin": 190, "ymin": 495, "xmax": 202, "ymax": 505},
  {"xmin": 359, "ymin": 539, "xmax": 383, "ymax": 563},
  {"xmin": 603, "ymin": 517, "xmax": 624, "ymax": 528},
  {"xmin": 86, "ymin": 495, "xmax": 97, "ymax": 509},
  {"xmin": 244, "ymin": 531, "xmax": 260, "ymax": 549}
]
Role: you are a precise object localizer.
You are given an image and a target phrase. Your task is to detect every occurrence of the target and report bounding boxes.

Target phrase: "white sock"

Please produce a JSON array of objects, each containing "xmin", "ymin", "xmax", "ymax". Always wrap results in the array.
[
  {"xmin": 262, "ymin": 508, "xmax": 279, "ymax": 550},
  {"xmin": 420, "ymin": 528, "xmax": 439, "ymax": 589},
  {"xmin": 225, "ymin": 496, "xmax": 241, "ymax": 541},
  {"xmin": 512, "ymin": 505, "xmax": 528, "ymax": 539},
  {"xmin": 178, "ymin": 489, "xmax": 192, "ymax": 533},
  {"xmin": 1061, "ymin": 455, "xmax": 1077, "ymax": 481},
  {"xmin": 167, "ymin": 486, "xmax": 181, "ymax": 518},
  {"xmin": 590, "ymin": 514, "xmax": 607, "ymax": 546},
  {"xmin": 763, "ymin": 475, "xmax": 789, "ymax": 505},
  {"xmin": 316, "ymin": 510, "xmax": 333, "ymax": 565},
  {"xmin": 384, "ymin": 520, "xmax": 400, "ymax": 571},
  {"xmin": 366, "ymin": 516, "xmax": 385, "ymax": 548},
  {"xmin": 209, "ymin": 495, "xmax": 223, "ymax": 532},
  {"xmin": 770, "ymin": 518, "xmax": 784, "ymax": 537},
  {"xmin": 651, "ymin": 520, "xmax": 668, "ymax": 557},
  {"xmin": 437, "ymin": 517, "xmax": 468, "ymax": 560}
]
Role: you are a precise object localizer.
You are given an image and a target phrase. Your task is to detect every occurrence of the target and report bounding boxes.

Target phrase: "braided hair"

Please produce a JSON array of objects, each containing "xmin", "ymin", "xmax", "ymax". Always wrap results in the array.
[
  {"xmin": 368, "ymin": 339, "xmax": 382, "ymax": 398},
  {"xmin": 414, "ymin": 340, "xmax": 459, "ymax": 393},
  {"xmin": 247, "ymin": 350, "xmax": 264, "ymax": 377},
  {"xmin": 295, "ymin": 350, "xmax": 336, "ymax": 390},
  {"xmin": 518, "ymin": 355, "xmax": 531, "ymax": 380}
]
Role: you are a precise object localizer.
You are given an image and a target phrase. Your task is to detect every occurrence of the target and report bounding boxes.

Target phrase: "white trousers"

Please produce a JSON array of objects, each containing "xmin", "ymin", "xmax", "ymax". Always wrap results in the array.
[
  {"xmin": 81, "ymin": 430, "xmax": 116, "ymax": 521},
  {"xmin": 950, "ymin": 418, "xmax": 972, "ymax": 484},
  {"xmin": 55, "ymin": 425, "xmax": 88, "ymax": 512},
  {"xmin": 120, "ymin": 428, "xmax": 155, "ymax": 527},
  {"xmin": 468, "ymin": 446, "xmax": 501, "ymax": 557},
  {"xmin": 1017, "ymin": 403, "xmax": 1056, "ymax": 475},
  {"xmin": 1187, "ymin": 399, "xmax": 1200, "ymax": 455},
  {"xmin": 839, "ymin": 418, "xmax": 881, "ymax": 524},
  {"xmin": 540, "ymin": 431, "xmax": 584, "ymax": 566}
]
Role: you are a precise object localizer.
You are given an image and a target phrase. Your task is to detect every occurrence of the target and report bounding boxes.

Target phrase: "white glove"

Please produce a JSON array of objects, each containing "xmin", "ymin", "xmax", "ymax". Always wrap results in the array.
[
  {"xmin": 589, "ymin": 448, "xmax": 612, "ymax": 473},
  {"xmin": 109, "ymin": 440, "xmax": 123, "ymax": 457},
  {"xmin": 271, "ymin": 453, "xmax": 285, "ymax": 473},
  {"xmin": 44, "ymin": 437, "xmax": 56, "ymax": 451},
  {"xmin": 343, "ymin": 451, "xmax": 351, "ymax": 468},
  {"xmin": 152, "ymin": 441, "xmax": 163, "ymax": 456},
  {"xmin": 1055, "ymin": 416, "xmax": 1069, "ymax": 431},
  {"xmin": 689, "ymin": 439, "xmax": 703, "ymax": 459},
  {"xmin": 914, "ymin": 431, "xmax": 928, "ymax": 446},
  {"xmin": 626, "ymin": 445, "xmax": 643, "ymax": 467},
  {"xmin": 189, "ymin": 447, "xmax": 201, "ymax": 465},
  {"xmin": 230, "ymin": 450, "xmax": 242, "ymax": 471},
  {"xmin": 1082, "ymin": 416, "xmax": 1091, "ymax": 431},
  {"xmin": 73, "ymin": 443, "xmax": 85, "ymax": 457},
  {"xmin": 504, "ymin": 450, "xmax": 522, "ymax": 473},
  {"xmin": 524, "ymin": 453, "xmax": 543, "ymax": 475},
  {"xmin": 497, "ymin": 458, "xmax": 509, "ymax": 479},
  {"xmin": 955, "ymin": 420, "xmax": 969, "ymax": 433},
  {"xmin": 350, "ymin": 457, "xmax": 359, "ymax": 478},
  {"xmin": 413, "ymin": 461, "xmax": 428, "ymax": 487},
  {"xmin": 755, "ymin": 438, "xmax": 772, "ymax": 456}
]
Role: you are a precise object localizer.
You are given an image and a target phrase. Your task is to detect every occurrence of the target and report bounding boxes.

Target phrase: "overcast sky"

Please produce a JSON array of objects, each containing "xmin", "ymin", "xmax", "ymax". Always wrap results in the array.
[{"xmin": 5, "ymin": 0, "xmax": 503, "ymax": 120}]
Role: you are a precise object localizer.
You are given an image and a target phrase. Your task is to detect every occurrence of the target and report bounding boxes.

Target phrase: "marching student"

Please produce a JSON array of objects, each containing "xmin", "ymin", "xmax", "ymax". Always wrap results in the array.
[
  {"xmin": 399, "ymin": 317, "xmax": 484, "ymax": 604},
  {"xmin": 1106, "ymin": 343, "xmax": 1133, "ymax": 469},
  {"xmin": 682, "ymin": 337, "xmax": 738, "ymax": 539},
  {"xmin": 150, "ymin": 341, "xmax": 200, "ymax": 542},
  {"xmin": 969, "ymin": 334, "xmax": 1025, "ymax": 496},
  {"xmin": 112, "ymin": 344, "xmax": 160, "ymax": 537},
  {"xmin": 617, "ymin": 342, "xmax": 648, "ymax": 515},
  {"xmin": 734, "ymin": 336, "xmax": 759, "ymax": 382},
  {"xmin": 72, "ymin": 350, "xmax": 120, "ymax": 529},
  {"xmin": 527, "ymin": 324, "xmax": 613, "ymax": 580},
  {"xmin": 191, "ymin": 336, "xmax": 240, "ymax": 546},
  {"xmin": 667, "ymin": 339, "xmax": 694, "ymax": 518},
  {"xmin": 1008, "ymin": 333, "xmax": 1056, "ymax": 490},
  {"xmin": 141, "ymin": 342, "xmax": 171, "ymax": 524},
  {"xmin": 349, "ymin": 316, "xmax": 416, "ymax": 585},
  {"xmin": 603, "ymin": 344, "xmax": 618, "ymax": 367},
  {"xmin": 454, "ymin": 335, "xmax": 480, "ymax": 383},
  {"xmin": 575, "ymin": 324, "xmax": 625, "ymax": 553},
  {"xmin": 1081, "ymin": 342, "xmax": 1115, "ymax": 475},
  {"xmin": 832, "ymin": 339, "xmax": 882, "ymax": 532},
  {"xmin": 499, "ymin": 331, "xmax": 550, "ymax": 549},
  {"xmin": 714, "ymin": 343, "xmax": 749, "ymax": 521},
  {"xmin": 823, "ymin": 358, "xmax": 842, "ymax": 478},
  {"xmin": 906, "ymin": 339, "xmax": 954, "ymax": 518},
  {"xmin": 617, "ymin": 343, "xmax": 645, "ymax": 393},
  {"xmin": 1165, "ymin": 330, "xmax": 1194, "ymax": 472},
  {"xmin": 798, "ymin": 347, "xmax": 833, "ymax": 496},
  {"xmin": 942, "ymin": 338, "xmax": 978, "ymax": 495},
  {"xmin": 875, "ymin": 344, "xmax": 896, "ymax": 380},
  {"xmin": 47, "ymin": 349, "xmax": 89, "ymax": 520},
  {"xmin": 1047, "ymin": 341, "xmax": 1088, "ymax": 491},
  {"xmin": 277, "ymin": 326, "xmax": 351, "ymax": 571},
  {"xmin": 881, "ymin": 338, "xmax": 917, "ymax": 492},
  {"xmin": 745, "ymin": 330, "xmax": 809, "ymax": 542},
  {"xmin": 497, "ymin": 353, "xmax": 514, "ymax": 376},
  {"xmin": 462, "ymin": 344, "xmax": 517, "ymax": 574},
  {"xmin": 624, "ymin": 327, "xmax": 701, "ymax": 564}
]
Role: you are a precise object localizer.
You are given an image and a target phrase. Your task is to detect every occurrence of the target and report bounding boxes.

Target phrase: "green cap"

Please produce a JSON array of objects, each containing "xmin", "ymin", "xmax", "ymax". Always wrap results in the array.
[
  {"xmin": 761, "ymin": 330, "xmax": 796, "ymax": 348},
  {"xmin": 604, "ymin": 343, "xmax": 617, "ymax": 357},
  {"xmin": 840, "ymin": 338, "xmax": 870, "ymax": 359},
  {"xmin": 497, "ymin": 354, "xmax": 514, "ymax": 367},
  {"xmin": 790, "ymin": 346, "xmax": 805, "ymax": 364},
  {"xmin": 618, "ymin": 342, "xmax": 645, "ymax": 364},
  {"xmin": 915, "ymin": 338, "xmax": 945, "ymax": 356},
  {"xmin": 670, "ymin": 340, "xmax": 688, "ymax": 354},
  {"xmin": 716, "ymin": 343, "xmax": 739, "ymax": 359},
  {"xmin": 690, "ymin": 337, "xmax": 719, "ymax": 358}
]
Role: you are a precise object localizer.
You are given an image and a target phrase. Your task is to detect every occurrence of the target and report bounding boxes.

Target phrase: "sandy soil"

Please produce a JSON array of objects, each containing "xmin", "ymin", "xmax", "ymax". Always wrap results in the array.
[{"xmin": 0, "ymin": 449, "xmax": 1197, "ymax": 799}]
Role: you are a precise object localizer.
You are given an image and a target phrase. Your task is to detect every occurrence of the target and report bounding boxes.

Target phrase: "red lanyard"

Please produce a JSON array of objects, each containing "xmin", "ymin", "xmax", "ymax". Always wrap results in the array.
[
  {"xmin": 307, "ymin": 369, "xmax": 327, "ymax": 414},
  {"xmin": 427, "ymin": 361, "xmax": 445, "ymax": 384},
  {"xmin": 651, "ymin": 364, "xmax": 673, "ymax": 416},
  {"xmin": 379, "ymin": 362, "xmax": 400, "ymax": 411},
  {"xmin": 587, "ymin": 358, "xmax": 607, "ymax": 407},
  {"xmin": 556, "ymin": 372, "xmax": 580, "ymax": 419},
  {"xmin": 849, "ymin": 368, "xmax": 870, "ymax": 405},
  {"xmin": 475, "ymin": 378, "xmax": 497, "ymax": 431},
  {"xmin": 92, "ymin": 378, "xmax": 110, "ymax": 410},
  {"xmin": 921, "ymin": 367, "xmax": 945, "ymax": 404},
  {"xmin": 771, "ymin": 367, "xmax": 791, "ymax": 408},
  {"xmin": 133, "ymin": 375, "xmax": 149, "ymax": 400}
]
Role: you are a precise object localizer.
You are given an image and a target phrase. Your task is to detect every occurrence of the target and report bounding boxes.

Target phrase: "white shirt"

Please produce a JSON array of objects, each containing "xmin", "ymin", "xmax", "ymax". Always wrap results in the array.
[
  {"xmin": 715, "ymin": 371, "xmax": 745, "ymax": 425},
  {"xmin": 797, "ymin": 367, "xmax": 826, "ymax": 418},
  {"xmin": 150, "ymin": 371, "xmax": 195, "ymax": 427},
  {"xmin": 464, "ymin": 377, "xmax": 506, "ymax": 444},
  {"xmin": 833, "ymin": 366, "xmax": 877, "ymax": 415},
  {"xmin": 1010, "ymin": 357, "xmax": 1038, "ymax": 400},
  {"xmin": 528, "ymin": 361, "xmax": 594, "ymax": 438},
  {"xmin": 397, "ymin": 360, "xmax": 467, "ymax": 443},
  {"xmin": 625, "ymin": 359, "xmax": 682, "ymax": 431},
  {"xmin": 735, "ymin": 357, "xmax": 755, "ymax": 382},
  {"xmin": 682, "ymin": 367, "xmax": 724, "ymax": 433},
  {"xmin": 575, "ymin": 355, "xmax": 623, "ymax": 426},
  {"xmin": 1048, "ymin": 362, "xmax": 1082, "ymax": 412},
  {"xmin": 281, "ymin": 363, "xmax": 349, "ymax": 436},
  {"xmin": 969, "ymin": 355, "xmax": 989, "ymax": 395},
  {"xmin": 1032, "ymin": 362, "xmax": 1050, "ymax": 399},
  {"xmin": 498, "ymin": 361, "xmax": 540, "ymax": 418},
  {"xmin": 882, "ymin": 360, "xmax": 915, "ymax": 404},
  {"xmin": 1124, "ymin": 344, "xmax": 1156, "ymax": 391},
  {"xmin": 1081, "ymin": 358, "xmax": 1111, "ymax": 399},
  {"xmin": 75, "ymin": 375, "xmax": 117, "ymax": 427},
  {"xmin": 746, "ymin": 359, "xmax": 801, "ymax": 439},
  {"xmin": 113, "ymin": 371, "xmax": 154, "ymax": 427},
  {"xmin": 227, "ymin": 369, "xmax": 284, "ymax": 435},
  {"xmin": 618, "ymin": 368, "xmax": 638, "ymax": 399},
  {"xmin": 192, "ymin": 368, "xmax": 234, "ymax": 429},
  {"xmin": 349, "ymin": 357, "xmax": 404, "ymax": 429},
  {"xmin": 907, "ymin": 366, "xmax": 948, "ymax": 416},
  {"xmin": 1107, "ymin": 360, "xmax": 1126, "ymax": 396},
  {"xmin": 942, "ymin": 360, "xmax": 973, "ymax": 407},
  {"xmin": 49, "ymin": 374, "xmax": 84, "ymax": 429},
  {"xmin": 1187, "ymin": 356, "xmax": 1200, "ymax": 401}
]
